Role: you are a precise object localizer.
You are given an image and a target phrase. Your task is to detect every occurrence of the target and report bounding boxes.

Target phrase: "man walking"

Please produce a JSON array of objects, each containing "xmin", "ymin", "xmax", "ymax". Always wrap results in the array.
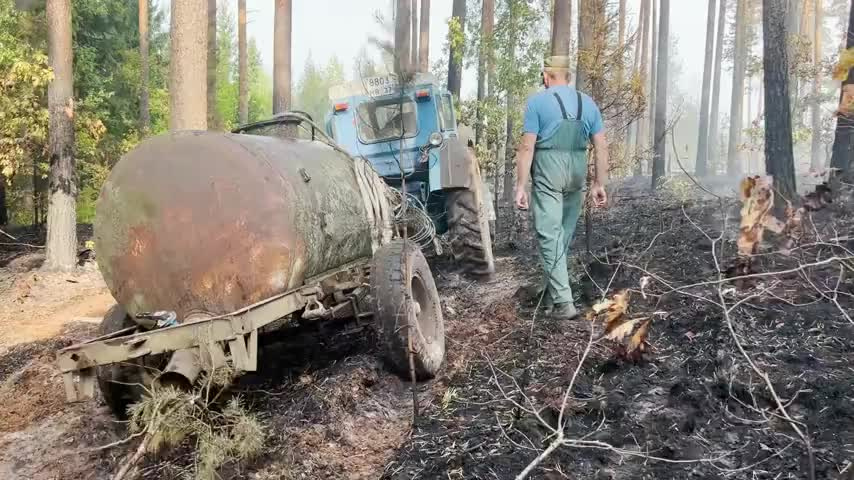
[{"xmin": 514, "ymin": 55, "xmax": 609, "ymax": 319}]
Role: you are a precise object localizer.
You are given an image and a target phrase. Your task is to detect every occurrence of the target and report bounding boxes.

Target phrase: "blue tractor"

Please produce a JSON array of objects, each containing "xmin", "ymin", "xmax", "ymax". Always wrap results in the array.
[{"xmin": 322, "ymin": 72, "xmax": 495, "ymax": 280}]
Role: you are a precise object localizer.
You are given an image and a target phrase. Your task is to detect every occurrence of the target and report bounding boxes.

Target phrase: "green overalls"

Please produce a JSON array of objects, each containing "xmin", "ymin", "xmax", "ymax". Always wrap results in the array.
[{"xmin": 532, "ymin": 91, "xmax": 589, "ymax": 307}]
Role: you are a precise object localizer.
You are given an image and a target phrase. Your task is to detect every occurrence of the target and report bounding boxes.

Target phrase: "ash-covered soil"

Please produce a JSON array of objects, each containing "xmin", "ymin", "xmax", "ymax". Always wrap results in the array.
[{"xmin": 2, "ymin": 181, "xmax": 853, "ymax": 480}]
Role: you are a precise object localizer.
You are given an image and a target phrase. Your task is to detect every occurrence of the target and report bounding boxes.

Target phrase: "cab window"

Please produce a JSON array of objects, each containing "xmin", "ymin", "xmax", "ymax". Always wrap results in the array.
[
  {"xmin": 356, "ymin": 98, "xmax": 418, "ymax": 143},
  {"xmin": 438, "ymin": 94, "xmax": 455, "ymax": 131}
]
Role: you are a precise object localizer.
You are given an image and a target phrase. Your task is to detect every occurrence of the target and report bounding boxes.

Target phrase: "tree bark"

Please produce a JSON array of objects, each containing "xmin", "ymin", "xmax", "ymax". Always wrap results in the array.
[
  {"xmin": 139, "ymin": 0, "xmax": 150, "ymax": 134},
  {"xmin": 411, "ymin": 0, "xmax": 418, "ymax": 68},
  {"xmin": 447, "ymin": 0, "xmax": 466, "ymax": 97},
  {"xmin": 45, "ymin": 0, "xmax": 77, "ymax": 271},
  {"xmin": 476, "ymin": 0, "xmax": 494, "ymax": 145},
  {"xmin": 238, "ymin": 0, "xmax": 248, "ymax": 124},
  {"xmin": 829, "ymin": 0, "xmax": 854, "ymax": 179},
  {"xmin": 809, "ymin": 0, "xmax": 823, "ymax": 169},
  {"xmin": 170, "ymin": 0, "xmax": 207, "ymax": 130},
  {"xmin": 576, "ymin": 0, "xmax": 594, "ymax": 92},
  {"xmin": 0, "ymin": 175, "xmax": 7, "ymax": 226},
  {"xmin": 551, "ymin": 0, "xmax": 572, "ymax": 57},
  {"xmin": 763, "ymin": 0, "xmax": 798, "ymax": 202},
  {"xmin": 418, "ymin": 0, "xmax": 430, "ymax": 72},
  {"xmin": 709, "ymin": 0, "xmax": 727, "ymax": 172},
  {"xmin": 648, "ymin": 0, "xmax": 658, "ymax": 167},
  {"xmin": 786, "ymin": 0, "xmax": 801, "ymax": 107},
  {"xmin": 273, "ymin": 0, "xmax": 292, "ymax": 114},
  {"xmin": 651, "ymin": 0, "xmax": 669, "ymax": 188},
  {"xmin": 395, "ymin": 0, "xmax": 412, "ymax": 75},
  {"xmin": 695, "ymin": 0, "xmax": 717, "ymax": 176},
  {"xmin": 502, "ymin": 0, "xmax": 518, "ymax": 232},
  {"xmin": 617, "ymin": 0, "xmax": 626, "ymax": 86},
  {"xmin": 206, "ymin": 0, "xmax": 218, "ymax": 129},
  {"xmin": 633, "ymin": 0, "xmax": 650, "ymax": 174},
  {"xmin": 727, "ymin": 0, "xmax": 748, "ymax": 176}
]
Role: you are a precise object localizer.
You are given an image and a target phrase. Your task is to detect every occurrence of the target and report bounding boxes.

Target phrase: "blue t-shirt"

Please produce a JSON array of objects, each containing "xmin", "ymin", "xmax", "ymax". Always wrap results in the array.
[{"xmin": 522, "ymin": 85, "xmax": 603, "ymax": 142}]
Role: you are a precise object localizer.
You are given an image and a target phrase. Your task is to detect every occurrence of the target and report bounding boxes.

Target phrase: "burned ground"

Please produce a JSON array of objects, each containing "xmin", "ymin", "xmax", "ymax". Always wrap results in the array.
[{"xmin": 1, "ymin": 182, "xmax": 853, "ymax": 479}]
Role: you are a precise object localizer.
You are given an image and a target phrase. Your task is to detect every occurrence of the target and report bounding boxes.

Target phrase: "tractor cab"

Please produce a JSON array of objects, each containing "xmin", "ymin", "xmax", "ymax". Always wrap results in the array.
[{"xmin": 324, "ymin": 73, "xmax": 460, "ymax": 217}]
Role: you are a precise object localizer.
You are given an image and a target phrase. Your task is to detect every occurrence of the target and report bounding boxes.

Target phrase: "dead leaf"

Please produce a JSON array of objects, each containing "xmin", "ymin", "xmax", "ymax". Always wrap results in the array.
[
  {"xmin": 604, "ymin": 317, "xmax": 644, "ymax": 342},
  {"xmin": 627, "ymin": 318, "xmax": 651, "ymax": 354}
]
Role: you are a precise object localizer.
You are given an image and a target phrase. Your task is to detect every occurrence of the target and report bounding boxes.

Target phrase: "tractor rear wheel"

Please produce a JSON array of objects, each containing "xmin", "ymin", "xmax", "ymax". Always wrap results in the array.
[
  {"xmin": 445, "ymin": 168, "xmax": 495, "ymax": 280},
  {"xmin": 96, "ymin": 305, "xmax": 164, "ymax": 419},
  {"xmin": 370, "ymin": 239, "xmax": 445, "ymax": 380}
]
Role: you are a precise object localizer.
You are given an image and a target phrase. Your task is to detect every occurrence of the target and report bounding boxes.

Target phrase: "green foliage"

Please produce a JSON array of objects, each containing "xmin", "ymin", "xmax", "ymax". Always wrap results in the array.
[
  {"xmin": 128, "ymin": 376, "xmax": 265, "ymax": 480},
  {"xmin": 1, "ymin": 0, "xmax": 274, "ymax": 225},
  {"xmin": 447, "ymin": 16, "xmax": 466, "ymax": 66},
  {"xmin": 294, "ymin": 54, "xmax": 346, "ymax": 125},
  {"xmin": 0, "ymin": 0, "xmax": 51, "ymax": 181}
]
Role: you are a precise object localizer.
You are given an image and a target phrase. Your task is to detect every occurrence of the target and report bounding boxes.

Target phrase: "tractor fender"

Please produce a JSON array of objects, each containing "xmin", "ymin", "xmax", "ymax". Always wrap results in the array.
[{"xmin": 439, "ymin": 123, "xmax": 478, "ymax": 190}]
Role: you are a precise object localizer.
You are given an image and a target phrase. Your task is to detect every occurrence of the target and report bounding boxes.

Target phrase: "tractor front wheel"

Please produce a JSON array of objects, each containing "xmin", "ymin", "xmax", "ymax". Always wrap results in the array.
[{"xmin": 445, "ymin": 177, "xmax": 495, "ymax": 281}]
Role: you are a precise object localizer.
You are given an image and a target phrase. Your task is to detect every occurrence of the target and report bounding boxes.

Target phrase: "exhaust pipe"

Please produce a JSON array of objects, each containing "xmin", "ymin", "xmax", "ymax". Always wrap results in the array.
[{"xmin": 156, "ymin": 348, "xmax": 202, "ymax": 390}]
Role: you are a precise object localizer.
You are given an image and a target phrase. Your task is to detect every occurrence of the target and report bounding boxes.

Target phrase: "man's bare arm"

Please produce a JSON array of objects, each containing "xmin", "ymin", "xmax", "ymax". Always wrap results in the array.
[
  {"xmin": 591, "ymin": 131, "xmax": 609, "ymax": 185},
  {"xmin": 515, "ymin": 133, "xmax": 537, "ymax": 189}
]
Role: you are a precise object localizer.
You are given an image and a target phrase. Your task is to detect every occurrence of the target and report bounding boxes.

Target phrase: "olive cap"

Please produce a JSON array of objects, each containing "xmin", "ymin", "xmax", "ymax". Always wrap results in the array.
[{"xmin": 543, "ymin": 55, "xmax": 571, "ymax": 70}]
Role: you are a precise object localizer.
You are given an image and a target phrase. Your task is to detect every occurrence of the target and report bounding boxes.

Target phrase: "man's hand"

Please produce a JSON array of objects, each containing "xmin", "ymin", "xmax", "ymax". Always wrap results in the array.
[
  {"xmin": 590, "ymin": 182, "xmax": 607, "ymax": 208},
  {"xmin": 515, "ymin": 186, "xmax": 529, "ymax": 210}
]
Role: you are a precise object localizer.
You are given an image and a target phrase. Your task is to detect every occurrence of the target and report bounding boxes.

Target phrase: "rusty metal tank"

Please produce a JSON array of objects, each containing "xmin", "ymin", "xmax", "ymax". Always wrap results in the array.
[{"xmin": 94, "ymin": 130, "xmax": 373, "ymax": 320}]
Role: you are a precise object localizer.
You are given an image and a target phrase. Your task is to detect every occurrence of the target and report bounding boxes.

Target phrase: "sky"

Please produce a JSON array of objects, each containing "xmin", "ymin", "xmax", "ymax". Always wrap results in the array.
[{"xmin": 155, "ymin": 1, "xmax": 751, "ymax": 109}]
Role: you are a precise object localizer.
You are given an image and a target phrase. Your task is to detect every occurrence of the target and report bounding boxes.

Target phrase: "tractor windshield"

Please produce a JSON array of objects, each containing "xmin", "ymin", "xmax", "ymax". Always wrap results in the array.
[{"xmin": 356, "ymin": 98, "xmax": 417, "ymax": 143}]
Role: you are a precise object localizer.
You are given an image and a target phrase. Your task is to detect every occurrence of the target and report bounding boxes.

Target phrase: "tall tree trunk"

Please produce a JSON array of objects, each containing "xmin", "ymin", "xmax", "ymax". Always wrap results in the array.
[
  {"xmin": 829, "ymin": 0, "xmax": 854, "ymax": 179},
  {"xmin": 786, "ymin": 0, "xmax": 801, "ymax": 109},
  {"xmin": 206, "ymin": 0, "xmax": 217, "ymax": 129},
  {"xmin": 651, "ymin": 0, "xmax": 669, "ymax": 188},
  {"xmin": 487, "ymin": 0, "xmax": 498, "ymax": 237},
  {"xmin": 793, "ymin": 0, "xmax": 810, "ymax": 126},
  {"xmin": 502, "ymin": 0, "xmax": 518, "ymax": 233},
  {"xmin": 418, "ymin": 0, "xmax": 430, "ymax": 72},
  {"xmin": 727, "ymin": 0, "xmax": 748, "ymax": 176},
  {"xmin": 139, "ymin": 0, "xmax": 150, "ymax": 134},
  {"xmin": 810, "ymin": 0, "xmax": 823, "ymax": 169},
  {"xmin": 648, "ymin": 0, "xmax": 658, "ymax": 169},
  {"xmin": 696, "ymin": 0, "xmax": 717, "ymax": 176},
  {"xmin": 746, "ymin": 80, "xmax": 753, "ymax": 172},
  {"xmin": 273, "ymin": 0, "xmax": 292, "ymax": 114},
  {"xmin": 44, "ymin": 0, "xmax": 76, "ymax": 271},
  {"xmin": 447, "ymin": 0, "xmax": 466, "ymax": 97},
  {"xmin": 551, "ymin": 0, "xmax": 572, "ymax": 56},
  {"xmin": 0, "ymin": 175, "xmax": 7, "ymax": 226},
  {"xmin": 238, "ymin": 0, "xmax": 248, "ymax": 124},
  {"xmin": 476, "ymin": 0, "xmax": 495, "ymax": 145},
  {"xmin": 709, "ymin": 0, "xmax": 727, "ymax": 172},
  {"xmin": 617, "ymin": 0, "xmax": 626, "ymax": 86},
  {"xmin": 576, "ymin": 0, "xmax": 594, "ymax": 92},
  {"xmin": 763, "ymin": 0, "xmax": 798, "ymax": 202},
  {"xmin": 411, "ymin": 0, "xmax": 418, "ymax": 67},
  {"xmin": 395, "ymin": 0, "xmax": 412, "ymax": 74},
  {"xmin": 633, "ymin": 0, "xmax": 650, "ymax": 175},
  {"xmin": 170, "ymin": 0, "xmax": 207, "ymax": 130}
]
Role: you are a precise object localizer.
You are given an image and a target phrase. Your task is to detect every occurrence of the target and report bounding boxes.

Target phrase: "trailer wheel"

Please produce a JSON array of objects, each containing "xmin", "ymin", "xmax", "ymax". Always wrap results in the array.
[
  {"xmin": 446, "ymin": 182, "xmax": 495, "ymax": 280},
  {"xmin": 96, "ymin": 305, "xmax": 163, "ymax": 419},
  {"xmin": 371, "ymin": 239, "xmax": 445, "ymax": 380}
]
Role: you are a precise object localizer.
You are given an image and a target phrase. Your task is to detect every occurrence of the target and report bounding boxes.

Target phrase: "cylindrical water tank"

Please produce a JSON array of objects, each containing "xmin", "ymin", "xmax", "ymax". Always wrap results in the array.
[{"xmin": 94, "ymin": 131, "xmax": 373, "ymax": 319}]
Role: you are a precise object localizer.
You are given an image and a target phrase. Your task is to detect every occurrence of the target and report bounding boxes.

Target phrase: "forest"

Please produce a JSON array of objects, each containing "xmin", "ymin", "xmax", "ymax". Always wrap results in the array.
[{"xmin": 1, "ymin": 0, "xmax": 854, "ymax": 479}]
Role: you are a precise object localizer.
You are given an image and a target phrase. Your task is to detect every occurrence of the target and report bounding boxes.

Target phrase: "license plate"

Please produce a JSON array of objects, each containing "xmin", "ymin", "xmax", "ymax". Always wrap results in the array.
[{"xmin": 364, "ymin": 75, "xmax": 399, "ymax": 97}]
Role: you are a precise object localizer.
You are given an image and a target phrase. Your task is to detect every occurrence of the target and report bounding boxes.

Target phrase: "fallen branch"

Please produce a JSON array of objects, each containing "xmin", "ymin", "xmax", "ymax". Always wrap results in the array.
[{"xmin": 112, "ymin": 433, "xmax": 150, "ymax": 480}]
